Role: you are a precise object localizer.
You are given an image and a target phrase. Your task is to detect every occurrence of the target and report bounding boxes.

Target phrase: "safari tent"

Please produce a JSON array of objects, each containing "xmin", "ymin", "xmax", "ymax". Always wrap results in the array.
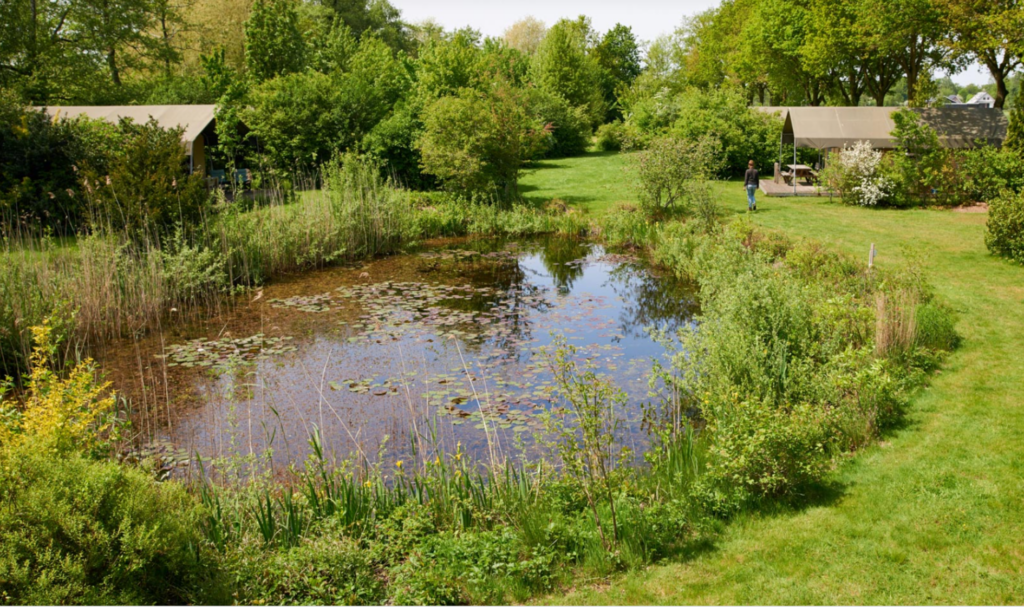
[{"xmin": 37, "ymin": 105, "xmax": 222, "ymax": 175}]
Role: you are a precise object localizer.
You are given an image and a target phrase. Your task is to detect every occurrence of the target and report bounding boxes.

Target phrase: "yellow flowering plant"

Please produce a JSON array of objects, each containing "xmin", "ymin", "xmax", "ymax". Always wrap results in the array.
[{"xmin": 0, "ymin": 321, "xmax": 117, "ymax": 454}]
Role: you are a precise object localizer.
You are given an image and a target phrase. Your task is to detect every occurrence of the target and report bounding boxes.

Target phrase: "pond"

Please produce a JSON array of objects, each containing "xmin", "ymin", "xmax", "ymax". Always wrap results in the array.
[{"xmin": 96, "ymin": 236, "xmax": 697, "ymax": 473}]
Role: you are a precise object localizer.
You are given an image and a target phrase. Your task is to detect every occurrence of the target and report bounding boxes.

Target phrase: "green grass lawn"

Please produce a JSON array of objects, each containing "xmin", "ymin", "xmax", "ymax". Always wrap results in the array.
[
  {"xmin": 520, "ymin": 151, "xmax": 634, "ymax": 214},
  {"xmin": 530, "ymin": 152, "xmax": 1024, "ymax": 604}
]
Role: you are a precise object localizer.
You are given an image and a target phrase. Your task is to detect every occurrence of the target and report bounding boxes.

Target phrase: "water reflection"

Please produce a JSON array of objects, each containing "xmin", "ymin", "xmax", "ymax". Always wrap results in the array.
[{"xmin": 98, "ymin": 236, "xmax": 698, "ymax": 472}]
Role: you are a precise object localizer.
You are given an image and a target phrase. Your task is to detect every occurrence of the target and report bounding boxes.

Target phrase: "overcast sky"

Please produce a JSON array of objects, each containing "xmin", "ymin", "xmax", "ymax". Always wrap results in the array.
[{"xmin": 390, "ymin": 0, "xmax": 991, "ymax": 86}]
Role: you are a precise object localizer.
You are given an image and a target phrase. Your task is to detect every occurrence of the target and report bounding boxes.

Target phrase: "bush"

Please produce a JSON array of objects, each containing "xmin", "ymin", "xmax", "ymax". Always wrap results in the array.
[
  {"xmin": 631, "ymin": 135, "xmax": 722, "ymax": 218},
  {"xmin": 594, "ymin": 121, "xmax": 625, "ymax": 152},
  {"xmin": 227, "ymin": 532, "xmax": 383, "ymax": 605},
  {"xmin": 0, "ymin": 445, "xmax": 212, "ymax": 605},
  {"xmin": 417, "ymin": 81, "xmax": 547, "ymax": 199},
  {"xmin": 985, "ymin": 189, "xmax": 1024, "ymax": 264},
  {"xmin": 80, "ymin": 118, "xmax": 209, "ymax": 240},
  {"xmin": 525, "ymin": 88, "xmax": 591, "ymax": 158},
  {"xmin": 0, "ymin": 90, "xmax": 111, "ymax": 232},
  {"xmin": 624, "ymin": 86, "xmax": 782, "ymax": 175},
  {"xmin": 821, "ymin": 140, "xmax": 892, "ymax": 206}
]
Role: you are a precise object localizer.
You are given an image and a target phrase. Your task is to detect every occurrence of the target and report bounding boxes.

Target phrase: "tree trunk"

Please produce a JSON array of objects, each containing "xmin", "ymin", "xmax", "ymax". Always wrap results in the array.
[{"xmin": 107, "ymin": 48, "xmax": 121, "ymax": 86}]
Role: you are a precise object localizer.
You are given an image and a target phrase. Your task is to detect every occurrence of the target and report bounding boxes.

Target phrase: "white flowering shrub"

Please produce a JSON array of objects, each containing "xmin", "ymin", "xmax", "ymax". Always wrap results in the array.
[{"xmin": 823, "ymin": 140, "xmax": 892, "ymax": 206}]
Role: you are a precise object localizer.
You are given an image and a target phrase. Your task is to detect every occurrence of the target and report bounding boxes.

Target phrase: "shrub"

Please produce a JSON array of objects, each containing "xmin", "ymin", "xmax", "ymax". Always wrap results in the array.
[
  {"xmin": 0, "ymin": 322, "xmax": 115, "ymax": 454},
  {"xmin": 594, "ymin": 121, "xmax": 625, "ymax": 152},
  {"xmin": 631, "ymin": 135, "xmax": 722, "ymax": 218},
  {"xmin": 525, "ymin": 88, "xmax": 591, "ymax": 158},
  {"xmin": 821, "ymin": 140, "xmax": 892, "ymax": 206},
  {"xmin": 985, "ymin": 189, "xmax": 1024, "ymax": 264},
  {"xmin": 0, "ymin": 445, "xmax": 212, "ymax": 605},
  {"xmin": 417, "ymin": 81, "xmax": 547, "ymax": 199},
  {"xmin": 80, "ymin": 118, "xmax": 209, "ymax": 240},
  {"xmin": 226, "ymin": 533, "xmax": 383, "ymax": 605},
  {"xmin": 0, "ymin": 91, "xmax": 112, "ymax": 232}
]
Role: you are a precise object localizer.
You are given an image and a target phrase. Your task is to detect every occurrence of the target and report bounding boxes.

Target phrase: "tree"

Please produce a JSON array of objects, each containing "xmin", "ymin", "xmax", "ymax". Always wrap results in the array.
[
  {"xmin": 859, "ymin": 0, "xmax": 951, "ymax": 105},
  {"xmin": 73, "ymin": 0, "xmax": 175, "ymax": 88},
  {"xmin": 417, "ymin": 80, "xmax": 546, "ymax": 198},
  {"xmin": 939, "ymin": 0, "xmax": 1024, "ymax": 109},
  {"xmin": 503, "ymin": 16, "xmax": 546, "ymax": 56},
  {"xmin": 802, "ymin": 0, "xmax": 869, "ymax": 105},
  {"xmin": 413, "ymin": 28, "xmax": 485, "ymax": 101},
  {"xmin": 530, "ymin": 17, "xmax": 606, "ymax": 127},
  {"xmin": 748, "ymin": 0, "xmax": 829, "ymax": 106},
  {"xmin": 244, "ymin": 0, "xmax": 306, "ymax": 82},
  {"xmin": 594, "ymin": 24, "xmax": 642, "ymax": 119}
]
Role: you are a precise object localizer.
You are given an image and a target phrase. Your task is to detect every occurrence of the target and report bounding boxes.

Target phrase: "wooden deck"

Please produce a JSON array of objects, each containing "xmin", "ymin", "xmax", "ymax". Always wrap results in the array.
[{"xmin": 759, "ymin": 179, "xmax": 834, "ymax": 197}]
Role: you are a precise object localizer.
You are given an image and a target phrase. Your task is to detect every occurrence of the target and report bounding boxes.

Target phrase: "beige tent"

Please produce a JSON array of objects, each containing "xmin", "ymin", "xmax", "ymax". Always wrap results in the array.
[
  {"xmin": 38, "ymin": 105, "xmax": 218, "ymax": 173},
  {"xmin": 754, "ymin": 105, "xmax": 1008, "ymax": 150}
]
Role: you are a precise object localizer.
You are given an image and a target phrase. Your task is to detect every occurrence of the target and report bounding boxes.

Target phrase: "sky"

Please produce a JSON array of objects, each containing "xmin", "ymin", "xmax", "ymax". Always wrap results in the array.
[{"xmin": 389, "ymin": 0, "xmax": 991, "ymax": 86}]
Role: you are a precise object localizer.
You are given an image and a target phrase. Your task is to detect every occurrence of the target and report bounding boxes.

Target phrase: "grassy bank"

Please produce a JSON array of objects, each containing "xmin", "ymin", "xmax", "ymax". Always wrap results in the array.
[{"xmin": 538, "ymin": 162, "xmax": 1024, "ymax": 604}]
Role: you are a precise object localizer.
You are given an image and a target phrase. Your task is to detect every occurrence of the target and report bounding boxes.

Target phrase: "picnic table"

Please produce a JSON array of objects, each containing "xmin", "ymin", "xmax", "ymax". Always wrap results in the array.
[{"xmin": 784, "ymin": 164, "xmax": 817, "ymax": 185}]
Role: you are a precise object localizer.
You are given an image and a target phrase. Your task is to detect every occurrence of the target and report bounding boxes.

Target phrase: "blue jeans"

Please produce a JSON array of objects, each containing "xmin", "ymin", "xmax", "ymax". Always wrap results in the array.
[{"xmin": 746, "ymin": 185, "xmax": 757, "ymax": 208}]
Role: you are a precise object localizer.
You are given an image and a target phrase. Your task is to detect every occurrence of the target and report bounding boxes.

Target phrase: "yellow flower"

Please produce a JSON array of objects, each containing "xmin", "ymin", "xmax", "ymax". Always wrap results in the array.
[
  {"xmin": 364, "ymin": 480, "xmax": 372, "ymax": 488},
  {"xmin": 396, "ymin": 460, "xmax": 404, "ymax": 469}
]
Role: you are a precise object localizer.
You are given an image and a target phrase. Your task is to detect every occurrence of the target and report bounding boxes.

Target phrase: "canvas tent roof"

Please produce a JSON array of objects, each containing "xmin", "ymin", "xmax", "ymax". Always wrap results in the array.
[
  {"xmin": 37, "ymin": 105, "xmax": 217, "ymax": 152},
  {"xmin": 753, "ymin": 105, "xmax": 1007, "ymax": 149}
]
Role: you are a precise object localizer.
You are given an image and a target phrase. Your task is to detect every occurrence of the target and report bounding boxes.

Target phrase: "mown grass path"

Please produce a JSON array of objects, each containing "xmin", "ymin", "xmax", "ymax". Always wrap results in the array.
[{"xmin": 532, "ymin": 153, "xmax": 1024, "ymax": 604}]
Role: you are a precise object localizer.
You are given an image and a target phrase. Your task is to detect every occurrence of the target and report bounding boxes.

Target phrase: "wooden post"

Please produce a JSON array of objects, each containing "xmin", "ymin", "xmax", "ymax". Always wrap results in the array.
[{"xmin": 869, "ymin": 243, "xmax": 877, "ymax": 268}]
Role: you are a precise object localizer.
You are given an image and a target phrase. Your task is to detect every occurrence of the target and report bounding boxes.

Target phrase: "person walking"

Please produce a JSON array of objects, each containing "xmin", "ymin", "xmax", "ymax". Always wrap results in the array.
[{"xmin": 744, "ymin": 160, "xmax": 759, "ymax": 211}]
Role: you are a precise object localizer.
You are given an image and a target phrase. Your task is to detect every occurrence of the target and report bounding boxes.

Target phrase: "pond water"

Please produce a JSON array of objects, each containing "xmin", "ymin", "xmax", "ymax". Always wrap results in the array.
[{"xmin": 97, "ymin": 237, "xmax": 697, "ymax": 472}]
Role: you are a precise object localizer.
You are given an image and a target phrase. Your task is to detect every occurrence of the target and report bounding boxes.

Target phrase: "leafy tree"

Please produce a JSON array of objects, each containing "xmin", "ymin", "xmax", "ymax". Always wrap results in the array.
[
  {"xmin": 244, "ymin": 0, "xmax": 307, "ymax": 82},
  {"xmin": 859, "ymin": 0, "xmax": 951, "ymax": 105},
  {"xmin": 503, "ymin": 16, "xmax": 547, "ymax": 56},
  {"xmin": 939, "ymin": 0, "xmax": 1023, "ymax": 109},
  {"xmin": 417, "ymin": 81, "xmax": 546, "ymax": 198},
  {"xmin": 594, "ymin": 24, "xmax": 642, "ymax": 120},
  {"xmin": 318, "ymin": 0, "xmax": 411, "ymax": 52},
  {"xmin": 530, "ymin": 17, "xmax": 606, "ymax": 127},
  {"xmin": 413, "ymin": 28, "xmax": 485, "ymax": 101},
  {"xmin": 245, "ymin": 71, "xmax": 345, "ymax": 172}
]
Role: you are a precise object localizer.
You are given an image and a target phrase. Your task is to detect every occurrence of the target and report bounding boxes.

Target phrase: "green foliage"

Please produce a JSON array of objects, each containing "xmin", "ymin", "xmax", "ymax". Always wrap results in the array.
[
  {"xmin": 631, "ymin": 135, "xmax": 722, "ymax": 218},
  {"xmin": 0, "ymin": 445, "xmax": 213, "ymax": 605},
  {"xmin": 226, "ymin": 532, "xmax": 383, "ymax": 605},
  {"xmin": 525, "ymin": 88, "xmax": 592, "ymax": 158},
  {"xmin": 885, "ymin": 108, "xmax": 946, "ymax": 206},
  {"xmin": 417, "ymin": 82, "xmax": 546, "ymax": 198},
  {"xmin": 594, "ymin": 121, "xmax": 626, "ymax": 152},
  {"xmin": 244, "ymin": 0, "xmax": 307, "ymax": 82},
  {"xmin": 1006, "ymin": 102, "xmax": 1024, "ymax": 154},
  {"xmin": 625, "ymin": 87, "xmax": 782, "ymax": 175},
  {"xmin": 652, "ymin": 222, "xmax": 950, "ymax": 502},
  {"xmin": 79, "ymin": 118, "xmax": 209, "ymax": 239},
  {"xmin": 985, "ymin": 189, "xmax": 1024, "ymax": 264},
  {"xmin": 530, "ymin": 18, "xmax": 607, "ymax": 128},
  {"xmin": 245, "ymin": 35, "xmax": 410, "ymax": 174},
  {"xmin": 593, "ymin": 24, "xmax": 642, "ymax": 121},
  {"xmin": 0, "ymin": 92, "xmax": 105, "ymax": 231}
]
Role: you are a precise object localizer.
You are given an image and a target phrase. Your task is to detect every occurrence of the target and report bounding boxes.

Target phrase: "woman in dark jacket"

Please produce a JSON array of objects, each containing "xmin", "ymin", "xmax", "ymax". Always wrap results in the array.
[{"xmin": 744, "ymin": 160, "xmax": 759, "ymax": 211}]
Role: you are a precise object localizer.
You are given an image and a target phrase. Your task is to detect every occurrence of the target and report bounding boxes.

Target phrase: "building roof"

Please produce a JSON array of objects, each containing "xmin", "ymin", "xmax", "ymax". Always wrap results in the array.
[
  {"xmin": 38, "ymin": 105, "xmax": 217, "ymax": 150},
  {"xmin": 754, "ymin": 105, "xmax": 1007, "ymax": 149}
]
